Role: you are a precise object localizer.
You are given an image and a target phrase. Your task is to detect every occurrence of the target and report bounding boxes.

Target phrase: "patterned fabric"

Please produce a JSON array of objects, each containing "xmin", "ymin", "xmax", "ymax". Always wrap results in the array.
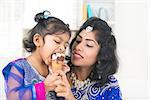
[
  {"xmin": 71, "ymin": 76, "xmax": 122, "ymax": 100},
  {"xmin": 2, "ymin": 58, "xmax": 58, "ymax": 100}
]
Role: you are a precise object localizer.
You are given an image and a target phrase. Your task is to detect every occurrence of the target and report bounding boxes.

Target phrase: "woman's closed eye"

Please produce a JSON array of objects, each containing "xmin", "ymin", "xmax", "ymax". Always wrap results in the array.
[
  {"xmin": 86, "ymin": 44, "xmax": 94, "ymax": 48},
  {"xmin": 86, "ymin": 41, "xmax": 94, "ymax": 48}
]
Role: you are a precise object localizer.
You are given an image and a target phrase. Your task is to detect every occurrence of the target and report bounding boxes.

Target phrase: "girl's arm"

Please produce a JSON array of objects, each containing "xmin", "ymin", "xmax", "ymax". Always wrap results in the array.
[{"xmin": 2, "ymin": 62, "xmax": 43, "ymax": 100}]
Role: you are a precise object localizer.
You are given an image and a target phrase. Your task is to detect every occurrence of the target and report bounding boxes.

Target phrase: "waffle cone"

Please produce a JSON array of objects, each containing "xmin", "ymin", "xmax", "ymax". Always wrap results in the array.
[{"xmin": 52, "ymin": 60, "xmax": 63, "ymax": 72}]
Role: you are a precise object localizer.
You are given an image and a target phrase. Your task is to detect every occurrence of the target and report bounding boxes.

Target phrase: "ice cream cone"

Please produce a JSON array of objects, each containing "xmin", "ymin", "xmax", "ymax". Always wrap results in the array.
[{"xmin": 51, "ymin": 53, "xmax": 65, "ymax": 72}]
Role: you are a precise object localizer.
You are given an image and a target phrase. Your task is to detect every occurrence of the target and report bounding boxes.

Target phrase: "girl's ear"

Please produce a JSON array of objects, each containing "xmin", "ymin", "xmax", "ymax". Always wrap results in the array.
[{"xmin": 33, "ymin": 33, "xmax": 43, "ymax": 47}]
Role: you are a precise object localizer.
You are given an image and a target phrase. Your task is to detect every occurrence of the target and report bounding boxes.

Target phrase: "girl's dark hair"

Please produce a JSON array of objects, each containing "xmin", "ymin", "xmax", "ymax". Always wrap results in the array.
[
  {"xmin": 23, "ymin": 10, "xmax": 71, "ymax": 52},
  {"xmin": 68, "ymin": 17, "xmax": 118, "ymax": 86}
]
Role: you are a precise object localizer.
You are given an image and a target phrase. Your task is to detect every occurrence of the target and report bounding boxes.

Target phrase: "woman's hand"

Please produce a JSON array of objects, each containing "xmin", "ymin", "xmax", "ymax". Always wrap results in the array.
[
  {"xmin": 62, "ymin": 63, "xmax": 70, "ymax": 74},
  {"xmin": 54, "ymin": 71, "xmax": 76, "ymax": 100}
]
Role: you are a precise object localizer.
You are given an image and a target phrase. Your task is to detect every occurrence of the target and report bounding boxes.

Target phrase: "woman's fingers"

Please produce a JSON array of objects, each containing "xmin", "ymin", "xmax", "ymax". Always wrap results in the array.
[
  {"xmin": 62, "ymin": 64, "xmax": 70, "ymax": 74},
  {"xmin": 55, "ymin": 84, "xmax": 66, "ymax": 93},
  {"xmin": 55, "ymin": 84, "xmax": 75, "ymax": 100},
  {"xmin": 56, "ymin": 70, "xmax": 70, "ymax": 86}
]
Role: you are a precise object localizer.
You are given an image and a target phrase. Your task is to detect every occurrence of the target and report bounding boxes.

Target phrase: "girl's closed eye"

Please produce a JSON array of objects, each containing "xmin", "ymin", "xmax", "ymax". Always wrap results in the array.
[
  {"xmin": 54, "ymin": 40, "xmax": 61, "ymax": 44},
  {"xmin": 54, "ymin": 38, "xmax": 61, "ymax": 44}
]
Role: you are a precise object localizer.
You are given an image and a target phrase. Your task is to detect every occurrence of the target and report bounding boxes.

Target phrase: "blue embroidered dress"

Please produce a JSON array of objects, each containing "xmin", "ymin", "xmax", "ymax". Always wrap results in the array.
[
  {"xmin": 71, "ymin": 75, "xmax": 122, "ymax": 100},
  {"xmin": 2, "ymin": 58, "xmax": 58, "ymax": 100}
]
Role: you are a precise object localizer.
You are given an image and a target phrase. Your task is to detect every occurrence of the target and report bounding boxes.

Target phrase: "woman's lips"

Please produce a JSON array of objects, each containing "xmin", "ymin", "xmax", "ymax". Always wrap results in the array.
[{"xmin": 73, "ymin": 51, "xmax": 83, "ymax": 59}]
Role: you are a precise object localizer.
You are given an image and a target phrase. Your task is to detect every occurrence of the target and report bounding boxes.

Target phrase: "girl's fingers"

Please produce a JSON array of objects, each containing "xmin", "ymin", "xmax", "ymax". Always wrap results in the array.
[{"xmin": 44, "ymin": 73, "xmax": 61, "ymax": 87}]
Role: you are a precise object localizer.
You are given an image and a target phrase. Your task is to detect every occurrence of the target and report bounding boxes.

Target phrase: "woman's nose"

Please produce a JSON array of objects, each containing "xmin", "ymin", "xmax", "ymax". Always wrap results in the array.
[{"xmin": 74, "ymin": 42, "xmax": 83, "ymax": 51}]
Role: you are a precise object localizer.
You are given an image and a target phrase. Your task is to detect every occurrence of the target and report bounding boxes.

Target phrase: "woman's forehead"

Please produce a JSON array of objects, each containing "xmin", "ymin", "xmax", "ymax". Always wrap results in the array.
[
  {"xmin": 78, "ymin": 30, "xmax": 99, "ymax": 47},
  {"xmin": 79, "ymin": 30, "xmax": 97, "ymax": 39}
]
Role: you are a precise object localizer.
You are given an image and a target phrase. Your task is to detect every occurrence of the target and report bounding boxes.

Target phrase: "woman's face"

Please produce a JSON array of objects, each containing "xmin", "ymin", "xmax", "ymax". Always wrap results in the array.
[
  {"xmin": 71, "ymin": 30, "xmax": 100, "ymax": 68},
  {"xmin": 39, "ymin": 32, "xmax": 70, "ymax": 66}
]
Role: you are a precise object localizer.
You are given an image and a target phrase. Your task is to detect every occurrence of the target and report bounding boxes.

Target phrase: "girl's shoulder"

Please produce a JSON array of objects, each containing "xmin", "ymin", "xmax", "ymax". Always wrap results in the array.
[
  {"xmin": 3, "ymin": 58, "xmax": 26, "ymax": 67},
  {"xmin": 2, "ymin": 58, "xmax": 29, "ymax": 74},
  {"xmin": 2, "ymin": 58, "xmax": 27, "ymax": 80},
  {"xmin": 6, "ymin": 58, "xmax": 28, "ymax": 69}
]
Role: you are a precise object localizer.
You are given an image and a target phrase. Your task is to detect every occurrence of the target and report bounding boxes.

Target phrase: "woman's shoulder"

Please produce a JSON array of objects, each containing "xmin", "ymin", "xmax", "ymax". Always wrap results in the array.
[
  {"xmin": 90, "ymin": 75, "xmax": 121, "ymax": 93},
  {"xmin": 103, "ymin": 75, "xmax": 122, "ymax": 99},
  {"xmin": 108, "ymin": 75, "xmax": 119, "ymax": 84},
  {"xmin": 101, "ymin": 75, "xmax": 120, "ymax": 90},
  {"xmin": 89, "ymin": 75, "xmax": 122, "ymax": 99},
  {"xmin": 92, "ymin": 75, "xmax": 119, "ymax": 88}
]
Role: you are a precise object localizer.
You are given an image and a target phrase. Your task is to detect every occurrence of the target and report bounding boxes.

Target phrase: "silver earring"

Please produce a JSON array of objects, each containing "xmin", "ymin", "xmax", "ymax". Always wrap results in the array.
[
  {"xmin": 99, "ymin": 75, "xmax": 101, "ymax": 79},
  {"xmin": 98, "ymin": 60, "xmax": 100, "ymax": 64}
]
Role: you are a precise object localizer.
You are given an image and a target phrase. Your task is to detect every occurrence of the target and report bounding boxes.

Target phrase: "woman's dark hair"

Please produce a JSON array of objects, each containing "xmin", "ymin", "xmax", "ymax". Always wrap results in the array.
[
  {"xmin": 68, "ymin": 17, "xmax": 118, "ymax": 86},
  {"xmin": 23, "ymin": 10, "xmax": 71, "ymax": 52}
]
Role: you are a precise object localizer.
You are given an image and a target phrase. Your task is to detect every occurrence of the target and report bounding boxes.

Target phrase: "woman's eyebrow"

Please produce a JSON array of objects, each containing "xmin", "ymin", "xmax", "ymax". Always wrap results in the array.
[
  {"xmin": 79, "ymin": 34, "xmax": 99, "ymax": 46},
  {"xmin": 85, "ymin": 39, "xmax": 98, "ymax": 45}
]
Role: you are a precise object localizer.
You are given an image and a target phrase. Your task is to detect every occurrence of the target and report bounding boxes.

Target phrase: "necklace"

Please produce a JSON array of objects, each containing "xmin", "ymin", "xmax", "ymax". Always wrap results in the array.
[{"xmin": 70, "ymin": 72, "xmax": 91, "ymax": 90}]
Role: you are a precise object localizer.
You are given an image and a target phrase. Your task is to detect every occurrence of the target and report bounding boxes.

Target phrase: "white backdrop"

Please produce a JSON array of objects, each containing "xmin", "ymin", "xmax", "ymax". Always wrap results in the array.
[
  {"xmin": 115, "ymin": 0, "xmax": 149, "ymax": 99},
  {"xmin": 0, "ymin": 0, "xmax": 149, "ymax": 99}
]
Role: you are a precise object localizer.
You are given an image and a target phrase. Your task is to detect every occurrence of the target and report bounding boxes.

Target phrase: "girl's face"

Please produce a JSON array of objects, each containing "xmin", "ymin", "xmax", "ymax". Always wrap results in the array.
[
  {"xmin": 39, "ymin": 32, "xmax": 70, "ymax": 66},
  {"xmin": 71, "ymin": 30, "xmax": 100, "ymax": 68}
]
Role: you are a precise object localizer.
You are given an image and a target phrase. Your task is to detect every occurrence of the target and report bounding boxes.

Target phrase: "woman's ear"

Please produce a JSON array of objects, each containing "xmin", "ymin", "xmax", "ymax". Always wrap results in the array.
[{"xmin": 33, "ymin": 33, "xmax": 43, "ymax": 47}]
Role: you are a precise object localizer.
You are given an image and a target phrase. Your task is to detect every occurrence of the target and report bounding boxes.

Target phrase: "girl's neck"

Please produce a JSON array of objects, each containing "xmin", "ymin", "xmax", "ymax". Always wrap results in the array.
[
  {"xmin": 27, "ymin": 52, "xmax": 48, "ymax": 77},
  {"xmin": 72, "ymin": 66, "xmax": 93, "ymax": 81}
]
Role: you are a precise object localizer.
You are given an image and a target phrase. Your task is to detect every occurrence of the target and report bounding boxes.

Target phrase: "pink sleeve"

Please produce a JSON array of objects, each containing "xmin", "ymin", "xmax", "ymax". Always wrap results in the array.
[{"xmin": 34, "ymin": 82, "xmax": 46, "ymax": 100}]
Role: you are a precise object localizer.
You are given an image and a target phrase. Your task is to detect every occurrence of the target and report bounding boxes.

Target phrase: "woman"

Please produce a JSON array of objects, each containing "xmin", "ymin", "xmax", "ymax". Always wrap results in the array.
[
  {"xmin": 54, "ymin": 17, "xmax": 122, "ymax": 100},
  {"xmin": 2, "ymin": 10, "xmax": 71, "ymax": 100}
]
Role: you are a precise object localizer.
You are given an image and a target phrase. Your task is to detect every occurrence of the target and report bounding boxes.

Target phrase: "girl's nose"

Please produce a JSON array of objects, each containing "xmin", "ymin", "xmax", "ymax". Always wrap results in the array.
[{"xmin": 59, "ymin": 44, "xmax": 65, "ymax": 53}]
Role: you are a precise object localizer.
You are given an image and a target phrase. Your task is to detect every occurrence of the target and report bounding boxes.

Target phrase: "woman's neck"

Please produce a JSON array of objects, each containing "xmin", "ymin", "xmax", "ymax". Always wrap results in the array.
[{"xmin": 73, "ymin": 66, "xmax": 93, "ymax": 81}]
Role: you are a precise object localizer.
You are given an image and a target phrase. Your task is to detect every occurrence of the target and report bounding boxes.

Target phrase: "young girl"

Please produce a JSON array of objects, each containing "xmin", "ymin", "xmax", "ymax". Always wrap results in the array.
[
  {"xmin": 2, "ymin": 10, "xmax": 71, "ymax": 100},
  {"xmin": 53, "ymin": 17, "xmax": 122, "ymax": 100}
]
